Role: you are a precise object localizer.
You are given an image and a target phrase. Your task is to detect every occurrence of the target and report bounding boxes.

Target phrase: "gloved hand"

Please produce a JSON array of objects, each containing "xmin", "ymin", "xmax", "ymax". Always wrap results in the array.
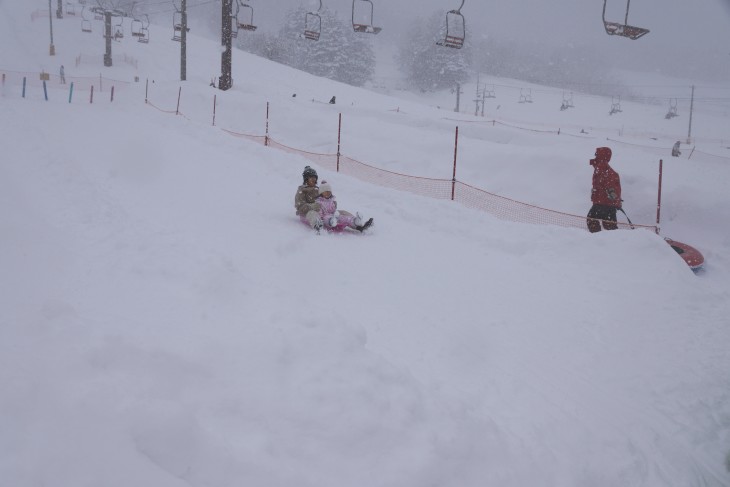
[
  {"xmin": 607, "ymin": 188, "xmax": 618, "ymax": 201},
  {"xmin": 327, "ymin": 216, "xmax": 338, "ymax": 227},
  {"xmin": 334, "ymin": 210, "xmax": 340, "ymax": 218}
]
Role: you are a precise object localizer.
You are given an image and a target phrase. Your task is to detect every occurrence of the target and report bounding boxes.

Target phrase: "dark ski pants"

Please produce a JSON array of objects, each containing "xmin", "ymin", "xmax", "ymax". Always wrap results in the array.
[{"xmin": 587, "ymin": 204, "xmax": 618, "ymax": 233}]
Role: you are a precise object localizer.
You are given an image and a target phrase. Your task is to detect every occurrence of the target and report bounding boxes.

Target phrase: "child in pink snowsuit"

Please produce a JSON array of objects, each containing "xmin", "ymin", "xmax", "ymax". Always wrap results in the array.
[{"xmin": 316, "ymin": 181, "xmax": 373, "ymax": 233}]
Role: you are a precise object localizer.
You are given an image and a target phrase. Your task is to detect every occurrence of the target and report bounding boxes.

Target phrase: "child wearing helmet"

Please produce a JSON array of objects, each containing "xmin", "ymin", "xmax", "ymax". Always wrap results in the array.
[
  {"xmin": 295, "ymin": 166, "xmax": 323, "ymax": 231},
  {"xmin": 316, "ymin": 181, "xmax": 373, "ymax": 233}
]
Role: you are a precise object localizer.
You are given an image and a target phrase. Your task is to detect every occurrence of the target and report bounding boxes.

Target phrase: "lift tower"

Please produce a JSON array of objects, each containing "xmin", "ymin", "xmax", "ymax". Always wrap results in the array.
[{"xmin": 219, "ymin": 0, "xmax": 233, "ymax": 90}]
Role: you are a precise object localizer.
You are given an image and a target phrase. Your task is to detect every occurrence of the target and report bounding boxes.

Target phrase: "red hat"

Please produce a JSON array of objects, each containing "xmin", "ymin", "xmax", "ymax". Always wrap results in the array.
[{"xmin": 594, "ymin": 147, "xmax": 612, "ymax": 163}]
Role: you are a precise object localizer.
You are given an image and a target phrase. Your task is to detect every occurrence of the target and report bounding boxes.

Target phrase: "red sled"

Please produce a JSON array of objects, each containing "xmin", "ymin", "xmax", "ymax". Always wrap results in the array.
[{"xmin": 665, "ymin": 238, "xmax": 705, "ymax": 272}]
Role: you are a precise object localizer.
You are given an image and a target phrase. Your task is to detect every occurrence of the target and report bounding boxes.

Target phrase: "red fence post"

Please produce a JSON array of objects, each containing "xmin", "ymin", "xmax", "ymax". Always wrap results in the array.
[
  {"xmin": 176, "ymin": 86, "xmax": 182, "ymax": 115},
  {"xmin": 451, "ymin": 126, "xmax": 459, "ymax": 201},
  {"xmin": 336, "ymin": 113, "xmax": 342, "ymax": 172},
  {"xmin": 656, "ymin": 159, "xmax": 663, "ymax": 234},
  {"xmin": 265, "ymin": 102, "xmax": 269, "ymax": 146}
]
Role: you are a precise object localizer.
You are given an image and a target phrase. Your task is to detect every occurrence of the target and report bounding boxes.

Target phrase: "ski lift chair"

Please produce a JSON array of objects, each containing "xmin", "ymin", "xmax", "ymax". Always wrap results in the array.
[
  {"xmin": 352, "ymin": 0, "xmax": 381, "ymax": 34},
  {"xmin": 304, "ymin": 0, "xmax": 322, "ymax": 41},
  {"xmin": 138, "ymin": 15, "xmax": 150, "ymax": 43},
  {"xmin": 437, "ymin": 0, "xmax": 465, "ymax": 49},
  {"xmin": 231, "ymin": 15, "xmax": 239, "ymax": 38},
  {"xmin": 229, "ymin": 3, "xmax": 239, "ymax": 38},
  {"xmin": 138, "ymin": 27, "xmax": 149, "ymax": 43},
  {"xmin": 80, "ymin": 6, "xmax": 92, "ymax": 33},
  {"xmin": 172, "ymin": 10, "xmax": 190, "ymax": 41},
  {"xmin": 131, "ymin": 18, "xmax": 143, "ymax": 37},
  {"xmin": 560, "ymin": 92, "xmax": 574, "ymax": 110},
  {"xmin": 236, "ymin": 0, "xmax": 257, "ymax": 31},
  {"xmin": 609, "ymin": 96, "xmax": 622, "ymax": 115},
  {"xmin": 172, "ymin": 11, "xmax": 182, "ymax": 41},
  {"xmin": 665, "ymin": 98, "xmax": 678, "ymax": 119},
  {"xmin": 602, "ymin": 0, "xmax": 649, "ymax": 40},
  {"xmin": 113, "ymin": 16, "xmax": 124, "ymax": 40},
  {"xmin": 518, "ymin": 88, "xmax": 533, "ymax": 104}
]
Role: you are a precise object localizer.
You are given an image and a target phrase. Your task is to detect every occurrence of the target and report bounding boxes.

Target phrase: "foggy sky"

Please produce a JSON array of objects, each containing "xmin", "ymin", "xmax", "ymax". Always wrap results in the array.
[
  {"xmin": 240, "ymin": 0, "xmax": 730, "ymax": 82},
  {"xmin": 155, "ymin": 0, "xmax": 730, "ymax": 83}
]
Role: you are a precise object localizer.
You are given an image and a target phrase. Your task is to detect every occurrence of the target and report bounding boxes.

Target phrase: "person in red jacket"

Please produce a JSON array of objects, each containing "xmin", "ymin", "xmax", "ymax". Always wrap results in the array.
[{"xmin": 586, "ymin": 147, "xmax": 622, "ymax": 233}]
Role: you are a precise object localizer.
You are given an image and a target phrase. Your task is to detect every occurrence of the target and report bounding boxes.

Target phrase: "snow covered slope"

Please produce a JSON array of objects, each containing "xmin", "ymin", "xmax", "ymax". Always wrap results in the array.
[{"xmin": 1, "ymin": 2, "xmax": 729, "ymax": 487}]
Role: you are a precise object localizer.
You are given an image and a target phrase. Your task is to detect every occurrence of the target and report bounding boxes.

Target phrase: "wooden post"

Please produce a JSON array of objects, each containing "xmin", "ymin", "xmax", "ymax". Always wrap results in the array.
[
  {"xmin": 176, "ymin": 86, "xmax": 182, "ymax": 115},
  {"xmin": 90, "ymin": 84, "xmax": 94, "ymax": 103},
  {"xmin": 145, "ymin": 78, "xmax": 148, "ymax": 104},
  {"xmin": 43, "ymin": 80, "xmax": 48, "ymax": 101},
  {"xmin": 110, "ymin": 85, "xmax": 114, "ymax": 102},
  {"xmin": 68, "ymin": 82, "xmax": 74, "ymax": 103}
]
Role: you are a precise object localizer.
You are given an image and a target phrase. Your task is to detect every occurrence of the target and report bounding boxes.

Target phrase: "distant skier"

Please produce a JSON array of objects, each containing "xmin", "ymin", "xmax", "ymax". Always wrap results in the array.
[
  {"xmin": 586, "ymin": 147, "xmax": 622, "ymax": 233},
  {"xmin": 329, "ymin": 96, "xmax": 336, "ymax": 104},
  {"xmin": 59, "ymin": 65, "xmax": 65, "ymax": 84},
  {"xmin": 295, "ymin": 166, "xmax": 323, "ymax": 231},
  {"xmin": 316, "ymin": 180, "xmax": 373, "ymax": 233},
  {"xmin": 672, "ymin": 141, "xmax": 682, "ymax": 157}
]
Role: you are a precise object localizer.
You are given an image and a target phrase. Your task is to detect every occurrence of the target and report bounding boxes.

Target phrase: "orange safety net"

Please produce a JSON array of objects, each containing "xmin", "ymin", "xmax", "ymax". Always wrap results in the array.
[{"xmin": 145, "ymin": 95, "xmax": 658, "ymax": 233}]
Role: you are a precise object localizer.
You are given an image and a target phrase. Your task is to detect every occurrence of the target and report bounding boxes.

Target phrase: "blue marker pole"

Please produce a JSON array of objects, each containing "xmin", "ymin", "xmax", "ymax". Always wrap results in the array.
[
  {"xmin": 43, "ymin": 80, "xmax": 48, "ymax": 101},
  {"xmin": 22, "ymin": 77, "xmax": 26, "ymax": 98},
  {"xmin": 68, "ymin": 82, "xmax": 74, "ymax": 103}
]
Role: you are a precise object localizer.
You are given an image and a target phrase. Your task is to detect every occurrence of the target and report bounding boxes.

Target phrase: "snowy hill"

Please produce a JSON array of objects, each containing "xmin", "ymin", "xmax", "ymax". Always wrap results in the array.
[{"xmin": 1, "ymin": 2, "xmax": 730, "ymax": 487}]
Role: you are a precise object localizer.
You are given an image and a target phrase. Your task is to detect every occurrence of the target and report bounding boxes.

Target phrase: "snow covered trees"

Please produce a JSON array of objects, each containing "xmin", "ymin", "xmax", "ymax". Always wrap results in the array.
[{"xmin": 238, "ymin": 6, "xmax": 375, "ymax": 87}]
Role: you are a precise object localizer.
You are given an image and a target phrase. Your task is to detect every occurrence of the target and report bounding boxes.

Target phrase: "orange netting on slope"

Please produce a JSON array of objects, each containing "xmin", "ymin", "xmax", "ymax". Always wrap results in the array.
[{"xmin": 151, "ymin": 99, "xmax": 657, "ymax": 233}]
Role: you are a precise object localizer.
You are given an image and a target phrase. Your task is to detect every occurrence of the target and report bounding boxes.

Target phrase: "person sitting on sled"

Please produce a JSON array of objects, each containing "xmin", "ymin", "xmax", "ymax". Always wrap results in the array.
[
  {"xmin": 316, "ymin": 180, "xmax": 373, "ymax": 233},
  {"xmin": 295, "ymin": 166, "xmax": 324, "ymax": 231}
]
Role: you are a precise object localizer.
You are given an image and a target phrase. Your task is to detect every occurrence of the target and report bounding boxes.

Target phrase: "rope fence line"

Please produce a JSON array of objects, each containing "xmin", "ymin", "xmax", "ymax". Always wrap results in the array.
[
  {"xmin": 147, "ymin": 90, "xmax": 656, "ymax": 233},
  {"xmin": 449, "ymin": 115, "xmax": 730, "ymax": 161},
  {"xmin": 76, "ymin": 53, "xmax": 139, "ymax": 71},
  {"xmin": 146, "ymin": 100, "xmax": 180, "ymax": 115},
  {"xmin": 444, "ymin": 115, "xmax": 730, "ymax": 149},
  {"xmin": 606, "ymin": 137, "xmax": 730, "ymax": 162},
  {"xmin": 0, "ymin": 69, "xmax": 130, "ymax": 92}
]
